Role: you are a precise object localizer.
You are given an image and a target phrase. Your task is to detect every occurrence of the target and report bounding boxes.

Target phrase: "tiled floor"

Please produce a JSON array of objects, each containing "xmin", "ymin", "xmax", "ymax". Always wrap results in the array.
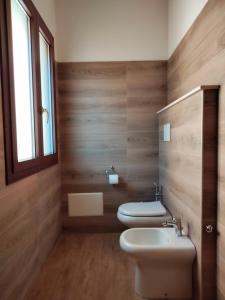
[{"xmin": 25, "ymin": 232, "xmax": 142, "ymax": 300}]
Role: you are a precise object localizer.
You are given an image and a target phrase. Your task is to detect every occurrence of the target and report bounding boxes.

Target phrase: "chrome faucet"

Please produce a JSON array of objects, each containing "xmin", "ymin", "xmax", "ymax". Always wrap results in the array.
[{"xmin": 162, "ymin": 217, "xmax": 182, "ymax": 237}]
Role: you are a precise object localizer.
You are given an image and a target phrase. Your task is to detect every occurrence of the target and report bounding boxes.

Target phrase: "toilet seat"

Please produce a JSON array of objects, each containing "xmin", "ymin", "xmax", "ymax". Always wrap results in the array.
[
  {"xmin": 118, "ymin": 201, "xmax": 167, "ymax": 217},
  {"xmin": 117, "ymin": 212, "xmax": 171, "ymax": 227},
  {"xmin": 117, "ymin": 201, "xmax": 171, "ymax": 228}
]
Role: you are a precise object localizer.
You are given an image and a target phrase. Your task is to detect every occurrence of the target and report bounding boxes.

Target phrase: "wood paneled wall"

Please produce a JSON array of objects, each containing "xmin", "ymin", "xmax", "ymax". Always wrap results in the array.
[
  {"xmin": 0, "ymin": 81, "xmax": 62, "ymax": 299},
  {"xmin": 57, "ymin": 61, "xmax": 167, "ymax": 232},
  {"xmin": 167, "ymin": 1, "xmax": 225, "ymax": 299},
  {"xmin": 159, "ymin": 87, "xmax": 218, "ymax": 300}
]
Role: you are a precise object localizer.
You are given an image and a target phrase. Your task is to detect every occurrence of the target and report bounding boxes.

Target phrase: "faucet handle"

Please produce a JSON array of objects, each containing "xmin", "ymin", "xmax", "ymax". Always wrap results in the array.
[
  {"xmin": 162, "ymin": 217, "xmax": 178, "ymax": 226},
  {"xmin": 171, "ymin": 217, "xmax": 181, "ymax": 224},
  {"xmin": 162, "ymin": 220, "xmax": 168, "ymax": 227},
  {"xmin": 162, "ymin": 217, "xmax": 183, "ymax": 236}
]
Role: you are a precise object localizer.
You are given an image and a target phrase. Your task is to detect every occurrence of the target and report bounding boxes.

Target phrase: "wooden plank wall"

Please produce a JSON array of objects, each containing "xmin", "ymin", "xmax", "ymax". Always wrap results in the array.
[
  {"xmin": 159, "ymin": 93, "xmax": 203, "ymax": 299},
  {"xmin": 0, "ymin": 80, "xmax": 62, "ymax": 300},
  {"xmin": 159, "ymin": 87, "xmax": 218, "ymax": 300},
  {"xmin": 167, "ymin": 1, "xmax": 225, "ymax": 299},
  {"xmin": 57, "ymin": 61, "xmax": 167, "ymax": 232}
]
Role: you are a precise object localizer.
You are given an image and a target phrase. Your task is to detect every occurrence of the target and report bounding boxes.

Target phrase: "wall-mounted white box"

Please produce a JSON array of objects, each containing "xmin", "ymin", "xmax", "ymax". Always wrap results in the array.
[
  {"xmin": 68, "ymin": 192, "xmax": 103, "ymax": 217},
  {"xmin": 163, "ymin": 123, "xmax": 171, "ymax": 142}
]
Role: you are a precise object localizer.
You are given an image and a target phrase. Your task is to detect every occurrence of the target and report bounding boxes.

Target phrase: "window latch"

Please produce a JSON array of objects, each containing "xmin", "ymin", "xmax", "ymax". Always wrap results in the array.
[{"xmin": 42, "ymin": 107, "xmax": 49, "ymax": 124}]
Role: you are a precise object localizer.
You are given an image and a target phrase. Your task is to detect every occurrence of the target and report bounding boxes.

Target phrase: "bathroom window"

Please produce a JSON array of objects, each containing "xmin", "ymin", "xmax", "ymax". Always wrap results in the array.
[
  {"xmin": 0, "ymin": 0, "xmax": 57, "ymax": 184},
  {"xmin": 39, "ymin": 32, "xmax": 55, "ymax": 156}
]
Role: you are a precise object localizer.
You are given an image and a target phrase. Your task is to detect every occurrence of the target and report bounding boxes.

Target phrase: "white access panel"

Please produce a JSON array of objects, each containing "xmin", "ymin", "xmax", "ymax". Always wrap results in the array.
[{"xmin": 68, "ymin": 192, "xmax": 103, "ymax": 216}]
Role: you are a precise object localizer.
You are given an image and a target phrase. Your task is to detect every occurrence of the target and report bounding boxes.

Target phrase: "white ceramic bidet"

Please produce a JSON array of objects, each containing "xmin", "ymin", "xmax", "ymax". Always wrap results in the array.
[{"xmin": 120, "ymin": 227, "xmax": 196, "ymax": 299}]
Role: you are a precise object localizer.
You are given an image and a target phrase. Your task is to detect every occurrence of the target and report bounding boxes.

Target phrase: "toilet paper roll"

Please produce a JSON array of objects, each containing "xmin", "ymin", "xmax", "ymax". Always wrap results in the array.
[{"xmin": 109, "ymin": 174, "xmax": 119, "ymax": 184}]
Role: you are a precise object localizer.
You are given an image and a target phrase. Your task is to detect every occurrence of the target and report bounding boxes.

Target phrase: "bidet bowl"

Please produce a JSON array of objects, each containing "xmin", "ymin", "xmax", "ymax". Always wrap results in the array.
[
  {"xmin": 119, "ymin": 227, "xmax": 196, "ymax": 299},
  {"xmin": 120, "ymin": 227, "xmax": 195, "ymax": 260},
  {"xmin": 120, "ymin": 227, "xmax": 172, "ymax": 247}
]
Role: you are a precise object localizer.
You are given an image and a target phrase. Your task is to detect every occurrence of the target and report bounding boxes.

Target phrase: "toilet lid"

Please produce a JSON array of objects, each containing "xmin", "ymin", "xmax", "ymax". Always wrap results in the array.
[{"xmin": 118, "ymin": 201, "xmax": 167, "ymax": 217}]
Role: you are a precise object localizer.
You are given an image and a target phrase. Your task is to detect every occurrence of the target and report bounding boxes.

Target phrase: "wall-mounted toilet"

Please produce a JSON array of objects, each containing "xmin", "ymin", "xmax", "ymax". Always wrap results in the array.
[{"xmin": 117, "ymin": 201, "xmax": 171, "ymax": 228}]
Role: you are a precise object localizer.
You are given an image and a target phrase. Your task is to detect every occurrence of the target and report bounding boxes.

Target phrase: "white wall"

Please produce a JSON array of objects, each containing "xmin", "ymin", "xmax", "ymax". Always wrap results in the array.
[
  {"xmin": 32, "ymin": 0, "xmax": 209, "ymax": 62},
  {"xmin": 32, "ymin": 0, "xmax": 56, "ymax": 37},
  {"xmin": 55, "ymin": 0, "xmax": 168, "ymax": 62},
  {"xmin": 168, "ymin": 0, "xmax": 208, "ymax": 58}
]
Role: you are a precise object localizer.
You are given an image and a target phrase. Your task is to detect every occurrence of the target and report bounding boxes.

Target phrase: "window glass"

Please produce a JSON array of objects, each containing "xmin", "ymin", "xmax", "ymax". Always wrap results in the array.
[
  {"xmin": 39, "ymin": 32, "xmax": 54, "ymax": 156},
  {"xmin": 11, "ymin": 0, "xmax": 36, "ymax": 162}
]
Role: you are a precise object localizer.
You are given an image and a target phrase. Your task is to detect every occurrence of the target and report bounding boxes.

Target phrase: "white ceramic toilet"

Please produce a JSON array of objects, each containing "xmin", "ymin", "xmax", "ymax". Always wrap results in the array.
[
  {"xmin": 117, "ymin": 201, "xmax": 171, "ymax": 227},
  {"xmin": 120, "ymin": 227, "xmax": 196, "ymax": 299}
]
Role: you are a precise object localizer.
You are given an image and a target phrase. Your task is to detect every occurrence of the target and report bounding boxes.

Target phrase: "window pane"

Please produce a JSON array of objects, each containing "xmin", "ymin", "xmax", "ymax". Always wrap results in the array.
[
  {"xmin": 39, "ymin": 33, "xmax": 54, "ymax": 156},
  {"xmin": 11, "ymin": 0, "xmax": 36, "ymax": 162}
]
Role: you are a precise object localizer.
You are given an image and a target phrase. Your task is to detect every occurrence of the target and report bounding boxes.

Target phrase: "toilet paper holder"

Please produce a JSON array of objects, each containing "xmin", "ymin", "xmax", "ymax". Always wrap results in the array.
[
  {"xmin": 105, "ymin": 166, "xmax": 119, "ymax": 185},
  {"xmin": 105, "ymin": 166, "xmax": 116, "ymax": 178}
]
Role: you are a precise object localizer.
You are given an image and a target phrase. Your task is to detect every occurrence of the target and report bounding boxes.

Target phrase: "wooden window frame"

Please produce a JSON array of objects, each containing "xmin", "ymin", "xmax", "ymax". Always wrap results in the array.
[{"xmin": 0, "ymin": 0, "xmax": 58, "ymax": 184}]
